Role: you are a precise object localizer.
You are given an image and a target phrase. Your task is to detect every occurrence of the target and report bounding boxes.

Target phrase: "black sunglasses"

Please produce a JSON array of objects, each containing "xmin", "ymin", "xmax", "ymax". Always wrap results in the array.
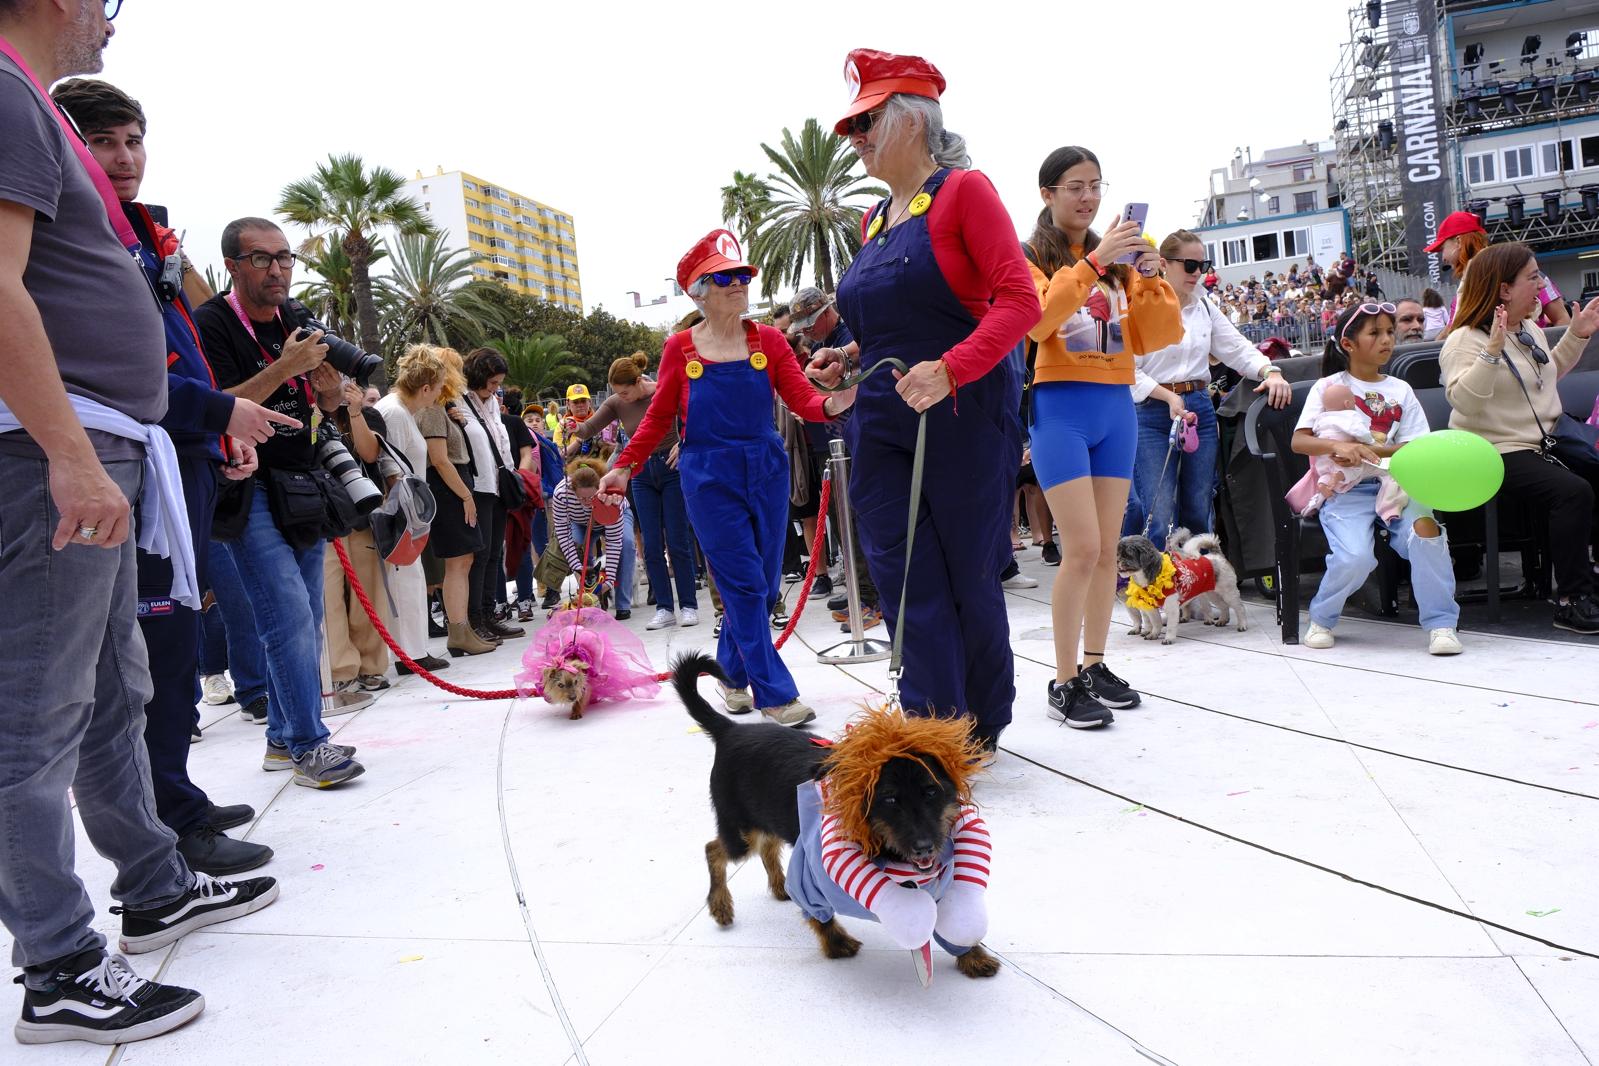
[
  {"xmin": 1169, "ymin": 257, "xmax": 1214, "ymax": 274},
  {"xmin": 706, "ymin": 271, "xmax": 752, "ymax": 288},
  {"xmin": 844, "ymin": 107, "xmax": 887, "ymax": 136},
  {"xmin": 1514, "ymin": 329, "xmax": 1550, "ymax": 366},
  {"xmin": 104, "ymin": 0, "xmax": 121, "ymax": 20}
]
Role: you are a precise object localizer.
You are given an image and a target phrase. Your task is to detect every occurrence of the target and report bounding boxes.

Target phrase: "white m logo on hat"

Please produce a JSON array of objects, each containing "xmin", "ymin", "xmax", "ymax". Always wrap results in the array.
[
  {"xmin": 845, "ymin": 60, "xmax": 861, "ymax": 101},
  {"xmin": 716, "ymin": 233, "xmax": 741, "ymax": 261}
]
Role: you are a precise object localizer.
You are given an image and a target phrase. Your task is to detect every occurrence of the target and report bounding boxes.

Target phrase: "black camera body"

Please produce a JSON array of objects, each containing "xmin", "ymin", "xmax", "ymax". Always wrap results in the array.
[{"xmin": 282, "ymin": 298, "xmax": 384, "ymax": 387}]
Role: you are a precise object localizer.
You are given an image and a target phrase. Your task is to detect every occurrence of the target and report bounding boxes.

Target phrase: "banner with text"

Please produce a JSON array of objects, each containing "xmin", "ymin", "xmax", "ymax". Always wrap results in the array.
[{"xmin": 1388, "ymin": 0, "xmax": 1449, "ymax": 284}]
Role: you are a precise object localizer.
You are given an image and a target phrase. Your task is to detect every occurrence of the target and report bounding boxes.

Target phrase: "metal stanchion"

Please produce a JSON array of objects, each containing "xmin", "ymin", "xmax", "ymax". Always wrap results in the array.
[{"xmin": 818, "ymin": 438, "xmax": 891, "ymax": 665}]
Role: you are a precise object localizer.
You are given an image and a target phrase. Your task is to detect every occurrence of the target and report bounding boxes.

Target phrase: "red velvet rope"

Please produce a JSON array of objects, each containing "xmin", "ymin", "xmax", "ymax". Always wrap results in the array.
[{"xmin": 332, "ymin": 475, "xmax": 832, "ymax": 700}]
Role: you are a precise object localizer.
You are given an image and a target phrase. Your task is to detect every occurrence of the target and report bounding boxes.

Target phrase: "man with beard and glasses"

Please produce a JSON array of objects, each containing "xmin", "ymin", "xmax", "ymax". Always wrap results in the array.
[{"xmin": 0, "ymin": 0, "xmax": 278, "ymax": 1047}]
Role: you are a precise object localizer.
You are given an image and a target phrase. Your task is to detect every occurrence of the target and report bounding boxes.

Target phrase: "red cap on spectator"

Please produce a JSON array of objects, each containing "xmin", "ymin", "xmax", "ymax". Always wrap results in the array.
[
  {"xmin": 676, "ymin": 229, "xmax": 757, "ymax": 294},
  {"xmin": 1424, "ymin": 210, "xmax": 1486, "ymax": 253},
  {"xmin": 834, "ymin": 48, "xmax": 947, "ymax": 136}
]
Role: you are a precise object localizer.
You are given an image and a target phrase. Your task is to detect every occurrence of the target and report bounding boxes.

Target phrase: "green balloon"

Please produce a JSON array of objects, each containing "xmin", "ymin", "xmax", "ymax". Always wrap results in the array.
[{"xmin": 1389, "ymin": 430, "xmax": 1505, "ymax": 511}]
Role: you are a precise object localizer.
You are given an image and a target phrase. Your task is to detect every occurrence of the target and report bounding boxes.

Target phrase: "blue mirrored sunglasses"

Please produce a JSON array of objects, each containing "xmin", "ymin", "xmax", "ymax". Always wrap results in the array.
[{"xmin": 706, "ymin": 271, "xmax": 753, "ymax": 287}]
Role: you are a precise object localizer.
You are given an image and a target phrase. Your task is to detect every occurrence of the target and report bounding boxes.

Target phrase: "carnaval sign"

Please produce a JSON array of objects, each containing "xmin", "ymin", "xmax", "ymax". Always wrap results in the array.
[{"xmin": 1387, "ymin": 0, "xmax": 1449, "ymax": 285}]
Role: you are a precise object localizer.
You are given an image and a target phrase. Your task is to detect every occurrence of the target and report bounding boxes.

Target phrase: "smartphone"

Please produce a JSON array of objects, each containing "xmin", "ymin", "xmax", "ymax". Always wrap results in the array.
[{"xmin": 1117, "ymin": 202, "xmax": 1151, "ymax": 264}]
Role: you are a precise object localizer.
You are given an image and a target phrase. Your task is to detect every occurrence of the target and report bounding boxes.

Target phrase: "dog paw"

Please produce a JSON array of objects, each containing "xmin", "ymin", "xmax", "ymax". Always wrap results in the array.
[
  {"xmin": 1161, "ymin": 636, "xmax": 1176, "ymax": 645},
  {"xmin": 809, "ymin": 917, "xmax": 861, "ymax": 958},
  {"xmin": 708, "ymin": 890, "xmax": 735, "ymax": 927},
  {"xmin": 957, "ymin": 944, "xmax": 1002, "ymax": 978},
  {"xmin": 568, "ymin": 708, "xmax": 583, "ymax": 720}
]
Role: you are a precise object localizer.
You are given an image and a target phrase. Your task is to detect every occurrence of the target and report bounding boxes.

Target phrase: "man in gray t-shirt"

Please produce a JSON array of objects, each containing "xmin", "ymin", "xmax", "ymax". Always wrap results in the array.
[{"xmin": 0, "ymin": 1, "xmax": 277, "ymax": 1045}]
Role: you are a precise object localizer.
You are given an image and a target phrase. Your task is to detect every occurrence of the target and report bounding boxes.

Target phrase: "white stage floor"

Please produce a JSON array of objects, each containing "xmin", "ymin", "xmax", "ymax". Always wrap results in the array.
[{"xmin": 7, "ymin": 553, "xmax": 1598, "ymax": 1065}]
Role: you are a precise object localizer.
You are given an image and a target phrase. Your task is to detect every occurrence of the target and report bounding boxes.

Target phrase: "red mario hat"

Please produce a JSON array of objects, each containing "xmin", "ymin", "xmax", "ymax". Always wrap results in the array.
[
  {"xmin": 676, "ymin": 229, "xmax": 757, "ymax": 294},
  {"xmin": 834, "ymin": 48, "xmax": 946, "ymax": 136},
  {"xmin": 1424, "ymin": 210, "xmax": 1486, "ymax": 253}
]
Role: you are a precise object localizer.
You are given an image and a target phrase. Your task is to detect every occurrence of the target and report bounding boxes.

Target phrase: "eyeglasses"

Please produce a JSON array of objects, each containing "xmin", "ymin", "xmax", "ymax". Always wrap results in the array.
[
  {"xmin": 844, "ymin": 107, "xmax": 887, "ymax": 136},
  {"xmin": 104, "ymin": 0, "xmax": 121, "ymax": 20},
  {"xmin": 705, "ymin": 271, "xmax": 753, "ymax": 287},
  {"xmin": 1047, "ymin": 181, "xmax": 1109, "ymax": 198},
  {"xmin": 230, "ymin": 251, "xmax": 298, "ymax": 271},
  {"xmin": 1514, "ymin": 329, "xmax": 1550, "ymax": 366},
  {"xmin": 1169, "ymin": 258, "xmax": 1214, "ymax": 274}
]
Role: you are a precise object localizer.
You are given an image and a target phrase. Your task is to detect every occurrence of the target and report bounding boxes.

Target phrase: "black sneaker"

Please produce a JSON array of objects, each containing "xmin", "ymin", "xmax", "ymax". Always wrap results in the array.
[
  {"xmin": 1041, "ymin": 541, "xmax": 1061, "ymax": 566},
  {"xmin": 202, "ymin": 801, "xmax": 254, "ymax": 832},
  {"xmin": 770, "ymin": 601, "xmax": 789, "ymax": 630},
  {"xmin": 238, "ymin": 695, "xmax": 267, "ymax": 724},
  {"xmin": 1553, "ymin": 595, "xmax": 1599, "ymax": 635},
  {"xmin": 1078, "ymin": 662, "xmax": 1141, "ymax": 709},
  {"xmin": 175, "ymin": 826, "xmax": 273, "ymax": 877},
  {"xmin": 809, "ymin": 574, "xmax": 833, "ymax": 598},
  {"xmin": 540, "ymin": 589, "xmax": 561, "ymax": 610},
  {"xmin": 615, "ymin": 609, "xmax": 632, "ymax": 621},
  {"xmin": 112, "ymin": 873, "xmax": 279, "ymax": 955},
  {"xmin": 1046, "ymin": 678, "xmax": 1113, "ymax": 729},
  {"xmin": 14, "ymin": 953, "xmax": 203, "ymax": 1045},
  {"xmin": 827, "ymin": 592, "xmax": 848, "ymax": 613}
]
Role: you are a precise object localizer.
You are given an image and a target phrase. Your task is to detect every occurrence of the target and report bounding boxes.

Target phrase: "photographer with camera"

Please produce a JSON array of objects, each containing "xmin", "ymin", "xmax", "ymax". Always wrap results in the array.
[
  {"xmin": 194, "ymin": 217, "xmax": 366, "ymax": 790},
  {"xmin": 52, "ymin": 79, "xmax": 302, "ymax": 877}
]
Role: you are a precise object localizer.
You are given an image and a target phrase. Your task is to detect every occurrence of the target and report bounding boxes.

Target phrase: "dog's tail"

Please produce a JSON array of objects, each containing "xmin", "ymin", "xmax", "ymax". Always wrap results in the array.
[
  {"xmin": 1181, "ymin": 532, "xmax": 1223, "ymax": 557},
  {"xmin": 672, "ymin": 652, "xmax": 735, "ymax": 741}
]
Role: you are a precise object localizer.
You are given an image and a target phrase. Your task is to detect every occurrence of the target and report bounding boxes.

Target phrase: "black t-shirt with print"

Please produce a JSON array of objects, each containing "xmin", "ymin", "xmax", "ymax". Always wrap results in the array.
[{"xmin": 194, "ymin": 294, "xmax": 316, "ymax": 472}]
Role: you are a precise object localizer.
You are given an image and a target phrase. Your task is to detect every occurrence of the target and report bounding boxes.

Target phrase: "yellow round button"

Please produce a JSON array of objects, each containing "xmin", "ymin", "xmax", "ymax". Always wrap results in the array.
[
  {"xmin": 685, "ymin": 360, "xmax": 704, "ymax": 380},
  {"xmin": 866, "ymin": 215, "xmax": 883, "ymax": 240},
  {"xmin": 750, "ymin": 352, "xmax": 768, "ymax": 371},
  {"xmin": 908, "ymin": 192, "xmax": 932, "ymax": 217}
]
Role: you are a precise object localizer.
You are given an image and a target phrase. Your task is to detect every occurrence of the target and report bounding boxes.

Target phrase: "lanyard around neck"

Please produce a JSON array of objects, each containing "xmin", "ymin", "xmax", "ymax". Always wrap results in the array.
[
  {"xmin": 226, "ymin": 290, "xmax": 312, "ymax": 405},
  {"xmin": 0, "ymin": 34, "xmax": 139, "ymax": 250}
]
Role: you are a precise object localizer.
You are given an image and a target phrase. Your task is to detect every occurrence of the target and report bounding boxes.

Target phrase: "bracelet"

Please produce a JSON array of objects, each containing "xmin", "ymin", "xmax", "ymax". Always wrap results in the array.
[
  {"xmin": 1262, "ymin": 365, "xmax": 1283, "ymax": 376},
  {"xmin": 941, "ymin": 359, "xmax": 959, "ymax": 394},
  {"xmin": 1086, "ymin": 252, "xmax": 1106, "ymax": 277},
  {"xmin": 1477, "ymin": 351, "xmax": 1502, "ymax": 365}
]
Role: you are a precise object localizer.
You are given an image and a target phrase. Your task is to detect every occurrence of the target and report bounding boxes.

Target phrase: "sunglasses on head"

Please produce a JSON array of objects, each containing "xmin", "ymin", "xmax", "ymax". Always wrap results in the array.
[
  {"xmin": 705, "ymin": 271, "xmax": 753, "ymax": 288},
  {"xmin": 1337, "ymin": 302, "xmax": 1397, "ymax": 345},
  {"xmin": 844, "ymin": 107, "xmax": 887, "ymax": 136},
  {"xmin": 1514, "ymin": 328, "xmax": 1550, "ymax": 365},
  {"xmin": 1169, "ymin": 257, "xmax": 1214, "ymax": 274}
]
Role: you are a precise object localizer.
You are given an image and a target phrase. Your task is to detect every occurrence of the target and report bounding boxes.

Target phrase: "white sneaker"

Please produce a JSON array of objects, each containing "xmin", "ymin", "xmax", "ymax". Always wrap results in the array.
[
  {"xmin": 1303, "ymin": 622, "xmax": 1335, "ymax": 649},
  {"xmin": 679, "ymin": 607, "xmax": 699, "ymax": 627},
  {"xmin": 646, "ymin": 607, "xmax": 677, "ymax": 630},
  {"xmin": 718, "ymin": 683, "xmax": 754, "ymax": 715},
  {"xmin": 1428, "ymin": 627, "xmax": 1463, "ymax": 656},
  {"xmin": 200, "ymin": 673, "xmax": 232, "ymax": 705},
  {"xmin": 1002, "ymin": 572, "xmax": 1039, "ymax": 589}
]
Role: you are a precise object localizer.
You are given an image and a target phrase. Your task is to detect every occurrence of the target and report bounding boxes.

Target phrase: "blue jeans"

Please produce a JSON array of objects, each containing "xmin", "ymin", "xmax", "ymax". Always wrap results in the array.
[
  {"xmin": 1309, "ymin": 482, "xmax": 1460, "ymax": 631},
  {"xmin": 1123, "ymin": 393, "xmax": 1219, "ymax": 538},
  {"xmin": 206, "ymin": 534, "xmax": 269, "ymax": 708},
  {"xmin": 197, "ymin": 600, "xmax": 228, "ymax": 676},
  {"xmin": 569, "ymin": 504, "xmax": 635, "ymax": 612},
  {"xmin": 0, "ymin": 456, "xmax": 190, "ymax": 970},
  {"xmin": 213, "ymin": 489, "xmax": 330, "ymax": 757},
  {"xmin": 631, "ymin": 452, "xmax": 698, "ymax": 612}
]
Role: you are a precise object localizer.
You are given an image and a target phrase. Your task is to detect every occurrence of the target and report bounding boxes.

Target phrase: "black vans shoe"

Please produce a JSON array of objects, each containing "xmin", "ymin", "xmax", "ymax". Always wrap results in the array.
[
  {"xmin": 1046, "ymin": 678, "xmax": 1113, "ymax": 729},
  {"xmin": 1078, "ymin": 662, "xmax": 1142, "ymax": 709},
  {"xmin": 1553, "ymin": 595, "xmax": 1599, "ymax": 635},
  {"xmin": 14, "ymin": 953, "xmax": 202, "ymax": 1045},
  {"xmin": 113, "ymin": 873, "xmax": 279, "ymax": 955}
]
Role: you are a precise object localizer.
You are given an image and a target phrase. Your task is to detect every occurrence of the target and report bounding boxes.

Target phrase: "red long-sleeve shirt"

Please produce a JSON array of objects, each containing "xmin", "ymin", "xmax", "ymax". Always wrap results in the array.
[
  {"xmin": 614, "ymin": 323, "xmax": 829, "ymax": 471},
  {"xmin": 857, "ymin": 168, "xmax": 1041, "ymax": 385}
]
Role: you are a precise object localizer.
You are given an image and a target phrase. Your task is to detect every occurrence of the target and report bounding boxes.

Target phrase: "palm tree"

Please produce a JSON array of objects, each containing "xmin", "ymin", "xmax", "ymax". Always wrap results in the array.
[
  {"xmin": 277, "ymin": 153, "xmax": 433, "ymax": 361},
  {"xmin": 293, "ymin": 231, "xmax": 379, "ymax": 338},
  {"xmin": 201, "ymin": 263, "xmax": 229, "ymax": 296},
  {"xmin": 498, "ymin": 333, "xmax": 585, "ymax": 398},
  {"xmin": 377, "ymin": 231, "xmax": 498, "ymax": 351},
  {"xmin": 747, "ymin": 119, "xmax": 884, "ymax": 294},
  {"xmin": 719, "ymin": 170, "xmax": 772, "ymax": 246}
]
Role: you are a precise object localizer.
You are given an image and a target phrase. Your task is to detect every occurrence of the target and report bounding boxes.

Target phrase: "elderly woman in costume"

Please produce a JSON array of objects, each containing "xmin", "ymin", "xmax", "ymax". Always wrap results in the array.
[
  {"xmin": 598, "ymin": 231, "xmax": 855, "ymax": 725},
  {"xmin": 806, "ymin": 48, "xmax": 1040, "ymax": 750}
]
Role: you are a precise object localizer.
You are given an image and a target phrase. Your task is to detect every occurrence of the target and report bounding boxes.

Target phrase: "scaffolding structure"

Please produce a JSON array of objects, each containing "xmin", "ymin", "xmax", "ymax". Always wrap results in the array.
[{"xmin": 1329, "ymin": 1, "xmax": 1411, "ymax": 273}]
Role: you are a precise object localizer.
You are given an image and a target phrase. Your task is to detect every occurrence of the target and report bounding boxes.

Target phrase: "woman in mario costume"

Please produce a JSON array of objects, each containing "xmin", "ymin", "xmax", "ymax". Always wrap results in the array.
[
  {"xmin": 807, "ymin": 49, "xmax": 1040, "ymax": 751},
  {"xmin": 599, "ymin": 231, "xmax": 856, "ymax": 726}
]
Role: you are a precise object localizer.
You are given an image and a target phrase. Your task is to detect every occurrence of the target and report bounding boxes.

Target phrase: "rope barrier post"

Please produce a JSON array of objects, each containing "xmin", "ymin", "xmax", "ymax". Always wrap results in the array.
[{"xmin": 817, "ymin": 438, "xmax": 891, "ymax": 666}]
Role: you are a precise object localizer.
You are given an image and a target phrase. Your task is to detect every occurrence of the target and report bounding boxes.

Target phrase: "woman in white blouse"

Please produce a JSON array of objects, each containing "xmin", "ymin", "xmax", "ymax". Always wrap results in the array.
[{"xmin": 1121, "ymin": 229, "xmax": 1293, "ymax": 538}]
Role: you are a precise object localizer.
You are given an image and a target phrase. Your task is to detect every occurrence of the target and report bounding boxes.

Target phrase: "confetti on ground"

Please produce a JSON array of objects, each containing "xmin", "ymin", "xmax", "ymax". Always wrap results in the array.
[
  {"xmin": 687, "ymin": 726, "xmax": 704, "ymax": 734},
  {"xmin": 1227, "ymin": 791, "xmax": 1251, "ymax": 797},
  {"xmin": 1526, "ymin": 909, "xmax": 1561, "ymax": 918},
  {"xmin": 310, "ymin": 864, "xmax": 325, "ymax": 871},
  {"xmin": 1584, "ymin": 722, "xmax": 1598, "ymax": 729},
  {"xmin": 399, "ymin": 955, "xmax": 424, "ymax": 963},
  {"xmin": 1120, "ymin": 804, "xmax": 1144, "ymax": 814}
]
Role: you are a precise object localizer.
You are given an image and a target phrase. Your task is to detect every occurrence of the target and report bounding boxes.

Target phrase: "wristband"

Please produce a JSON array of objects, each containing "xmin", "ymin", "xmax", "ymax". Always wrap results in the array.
[
  {"xmin": 1262, "ymin": 365, "xmax": 1282, "ymax": 376},
  {"xmin": 1086, "ymin": 252, "xmax": 1106, "ymax": 277}
]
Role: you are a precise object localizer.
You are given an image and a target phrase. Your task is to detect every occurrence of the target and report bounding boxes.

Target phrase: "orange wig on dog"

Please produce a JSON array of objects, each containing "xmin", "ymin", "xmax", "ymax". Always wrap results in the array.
[{"xmin": 819, "ymin": 706, "xmax": 987, "ymax": 858}]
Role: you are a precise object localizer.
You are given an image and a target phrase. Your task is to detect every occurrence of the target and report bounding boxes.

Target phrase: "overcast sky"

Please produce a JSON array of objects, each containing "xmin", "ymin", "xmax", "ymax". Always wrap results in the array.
[{"xmin": 97, "ymin": 0, "xmax": 1354, "ymax": 333}]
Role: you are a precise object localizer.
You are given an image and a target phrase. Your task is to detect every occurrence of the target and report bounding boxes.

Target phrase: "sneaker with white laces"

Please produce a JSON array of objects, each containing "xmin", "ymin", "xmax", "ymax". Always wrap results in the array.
[
  {"xmin": 760, "ymin": 699, "xmax": 817, "ymax": 727},
  {"xmin": 1303, "ymin": 622, "xmax": 1335, "ymax": 649},
  {"xmin": 263, "ymin": 738, "xmax": 357, "ymax": 772},
  {"xmin": 13, "ymin": 952, "xmax": 203, "ymax": 1045},
  {"xmin": 679, "ymin": 607, "xmax": 699, "ymax": 627},
  {"xmin": 199, "ymin": 674, "xmax": 232, "ymax": 706},
  {"xmin": 113, "ymin": 872, "xmax": 279, "ymax": 955},
  {"xmin": 291, "ymin": 743, "xmax": 366, "ymax": 789},
  {"xmin": 1428, "ymin": 627, "xmax": 1463, "ymax": 655},
  {"xmin": 718, "ymin": 682, "xmax": 753, "ymax": 715},
  {"xmin": 646, "ymin": 607, "xmax": 677, "ymax": 630}
]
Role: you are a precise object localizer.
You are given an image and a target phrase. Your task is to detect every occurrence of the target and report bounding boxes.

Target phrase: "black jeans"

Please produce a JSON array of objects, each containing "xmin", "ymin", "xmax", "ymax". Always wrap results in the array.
[
  {"xmin": 467, "ymin": 492, "xmax": 507, "ymax": 620},
  {"xmin": 1499, "ymin": 449, "xmax": 1599, "ymax": 600}
]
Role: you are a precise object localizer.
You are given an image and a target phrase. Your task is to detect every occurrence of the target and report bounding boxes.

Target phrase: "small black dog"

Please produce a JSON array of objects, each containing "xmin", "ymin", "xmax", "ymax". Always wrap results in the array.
[{"xmin": 673, "ymin": 652, "xmax": 999, "ymax": 977}]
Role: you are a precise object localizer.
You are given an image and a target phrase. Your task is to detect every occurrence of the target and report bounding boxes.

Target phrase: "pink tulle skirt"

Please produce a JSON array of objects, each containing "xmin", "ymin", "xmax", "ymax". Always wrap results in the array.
[{"xmin": 516, "ymin": 607, "xmax": 661, "ymax": 704}]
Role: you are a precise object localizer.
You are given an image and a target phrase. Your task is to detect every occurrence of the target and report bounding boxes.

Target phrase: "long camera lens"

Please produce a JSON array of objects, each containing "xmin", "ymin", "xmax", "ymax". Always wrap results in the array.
[
  {"xmin": 315, "ymin": 436, "xmax": 382, "ymax": 515},
  {"xmin": 284, "ymin": 298, "xmax": 384, "ymax": 387}
]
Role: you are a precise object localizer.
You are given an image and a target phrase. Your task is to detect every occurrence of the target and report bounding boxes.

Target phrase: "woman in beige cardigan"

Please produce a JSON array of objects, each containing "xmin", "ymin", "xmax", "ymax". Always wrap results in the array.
[{"xmin": 1439, "ymin": 242, "xmax": 1599, "ymax": 634}]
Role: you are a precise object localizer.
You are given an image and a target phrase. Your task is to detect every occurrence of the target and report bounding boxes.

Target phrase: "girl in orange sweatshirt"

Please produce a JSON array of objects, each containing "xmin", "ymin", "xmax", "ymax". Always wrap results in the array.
[{"xmin": 1024, "ymin": 146, "xmax": 1182, "ymax": 730}]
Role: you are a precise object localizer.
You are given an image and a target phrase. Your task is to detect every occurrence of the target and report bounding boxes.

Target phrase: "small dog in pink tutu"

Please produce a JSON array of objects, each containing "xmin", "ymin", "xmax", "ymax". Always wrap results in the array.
[{"xmin": 517, "ymin": 607, "xmax": 660, "ymax": 720}]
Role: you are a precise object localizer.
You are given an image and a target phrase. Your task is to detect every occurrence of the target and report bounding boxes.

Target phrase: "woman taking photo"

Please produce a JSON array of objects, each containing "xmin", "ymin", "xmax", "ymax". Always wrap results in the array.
[
  {"xmin": 571, "ymin": 352, "xmax": 696, "ymax": 630},
  {"xmin": 1123, "ymin": 229, "xmax": 1291, "ymax": 539},
  {"xmin": 417, "ymin": 349, "xmax": 494, "ymax": 657},
  {"xmin": 599, "ymin": 229, "xmax": 853, "ymax": 726},
  {"xmin": 1024, "ymin": 145, "xmax": 1181, "ymax": 730},
  {"xmin": 462, "ymin": 347, "xmax": 524, "ymax": 640},
  {"xmin": 806, "ymin": 48, "xmax": 1039, "ymax": 750},
  {"xmin": 1440, "ymin": 242, "xmax": 1599, "ymax": 634}
]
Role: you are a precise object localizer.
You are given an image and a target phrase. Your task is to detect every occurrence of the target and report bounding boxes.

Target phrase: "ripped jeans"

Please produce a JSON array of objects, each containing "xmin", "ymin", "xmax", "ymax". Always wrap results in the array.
[{"xmin": 1309, "ymin": 481, "xmax": 1459, "ymax": 632}]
